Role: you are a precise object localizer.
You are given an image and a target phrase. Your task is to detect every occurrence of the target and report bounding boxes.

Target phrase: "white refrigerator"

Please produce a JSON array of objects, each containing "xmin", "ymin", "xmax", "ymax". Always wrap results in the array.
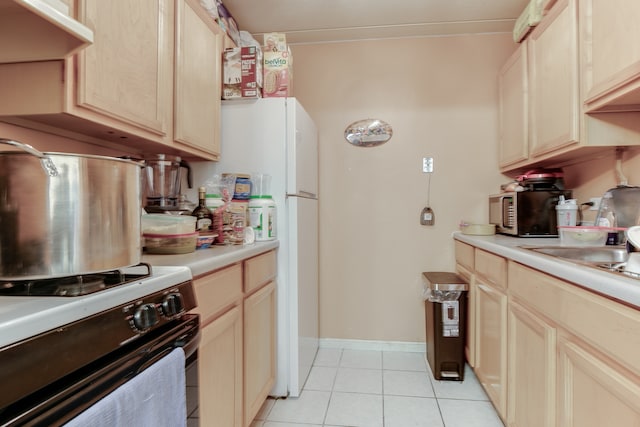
[{"xmin": 198, "ymin": 97, "xmax": 319, "ymax": 397}]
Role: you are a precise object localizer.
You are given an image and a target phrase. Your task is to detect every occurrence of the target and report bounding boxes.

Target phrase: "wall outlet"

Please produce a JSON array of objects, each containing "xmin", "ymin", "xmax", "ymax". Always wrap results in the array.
[
  {"xmin": 422, "ymin": 157, "xmax": 433, "ymax": 173},
  {"xmin": 589, "ymin": 197, "xmax": 601, "ymax": 211}
]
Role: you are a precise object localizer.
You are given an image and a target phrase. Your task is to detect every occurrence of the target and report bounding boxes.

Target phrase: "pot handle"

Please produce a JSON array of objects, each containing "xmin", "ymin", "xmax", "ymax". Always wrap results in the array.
[{"xmin": 0, "ymin": 139, "xmax": 59, "ymax": 177}]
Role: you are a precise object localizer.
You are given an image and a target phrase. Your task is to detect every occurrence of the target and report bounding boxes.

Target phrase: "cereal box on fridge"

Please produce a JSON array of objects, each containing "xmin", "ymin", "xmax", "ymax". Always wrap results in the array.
[
  {"xmin": 263, "ymin": 48, "xmax": 291, "ymax": 98},
  {"xmin": 263, "ymin": 33, "xmax": 287, "ymax": 52},
  {"xmin": 223, "ymin": 46, "xmax": 263, "ymax": 99}
]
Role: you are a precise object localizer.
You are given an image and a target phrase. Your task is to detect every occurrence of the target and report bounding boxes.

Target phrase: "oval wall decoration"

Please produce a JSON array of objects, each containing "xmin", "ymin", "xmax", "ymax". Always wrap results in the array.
[{"xmin": 344, "ymin": 119, "xmax": 393, "ymax": 147}]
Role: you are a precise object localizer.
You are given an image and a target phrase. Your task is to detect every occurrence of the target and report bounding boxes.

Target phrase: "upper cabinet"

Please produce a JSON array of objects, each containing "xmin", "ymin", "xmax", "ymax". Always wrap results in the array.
[
  {"xmin": 0, "ymin": 0, "xmax": 93, "ymax": 63},
  {"xmin": 528, "ymin": 0, "xmax": 580, "ymax": 157},
  {"xmin": 580, "ymin": 0, "xmax": 640, "ymax": 112},
  {"xmin": 0, "ymin": 0, "xmax": 221, "ymax": 160},
  {"xmin": 498, "ymin": 0, "xmax": 640, "ymax": 172},
  {"xmin": 174, "ymin": 0, "xmax": 223, "ymax": 158},
  {"xmin": 498, "ymin": 42, "xmax": 528, "ymax": 167}
]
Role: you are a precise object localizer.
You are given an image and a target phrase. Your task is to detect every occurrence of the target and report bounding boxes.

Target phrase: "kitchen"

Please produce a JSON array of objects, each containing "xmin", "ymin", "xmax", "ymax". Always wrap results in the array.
[{"xmin": 0, "ymin": 0, "xmax": 639, "ymax": 426}]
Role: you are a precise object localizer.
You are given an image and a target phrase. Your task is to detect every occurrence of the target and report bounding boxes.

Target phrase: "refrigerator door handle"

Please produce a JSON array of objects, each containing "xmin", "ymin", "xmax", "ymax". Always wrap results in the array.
[{"xmin": 287, "ymin": 191, "xmax": 317, "ymax": 199}]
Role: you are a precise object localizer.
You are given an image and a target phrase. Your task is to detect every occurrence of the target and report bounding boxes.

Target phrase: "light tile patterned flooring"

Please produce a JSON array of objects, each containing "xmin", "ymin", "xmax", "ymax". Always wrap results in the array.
[{"xmin": 187, "ymin": 348, "xmax": 505, "ymax": 427}]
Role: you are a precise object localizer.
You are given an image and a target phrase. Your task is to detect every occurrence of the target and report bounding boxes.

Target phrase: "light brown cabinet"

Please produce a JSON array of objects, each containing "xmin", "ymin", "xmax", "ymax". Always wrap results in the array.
[
  {"xmin": 497, "ymin": 0, "xmax": 640, "ymax": 173},
  {"xmin": 456, "ymin": 238, "xmax": 640, "ymax": 426},
  {"xmin": 528, "ymin": 0, "xmax": 580, "ymax": 158},
  {"xmin": 454, "ymin": 241, "xmax": 476, "ymax": 367},
  {"xmin": 193, "ymin": 262, "xmax": 244, "ymax": 427},
  {"xmin": 475, "ymin": 275, "xmax": 507, "ymax": 419},
  {"xmin": 580, "ymin": 0, "xmax": 640, "ymax": 112},
  {"xmin": 498, "ymin": 41, "xmax": 529, "ymax": 168},
  {"xmin": 174, "ymin": 0, "xmax": 222, "ymax": 158},
  {"xmin": 557, "ymin": 334, "xmax": 640, "ymax": 427},
  {"xmin": 508, "ymin": 258, "xmax": 640, "ymax": 427},
  {"xmin": 192, "ymin": 249, "xmax": 277, "ymax": 427},
  {"xmin": 455, "ymin": 243, "xmax": 507, "ymax": 419},
  {"xmin": 507, "ymin": 300, "xmax": 556, "ymax": 427},
  {"xmin": 0, "ymin": 0, "xmax": 222, "ymax": 160}
]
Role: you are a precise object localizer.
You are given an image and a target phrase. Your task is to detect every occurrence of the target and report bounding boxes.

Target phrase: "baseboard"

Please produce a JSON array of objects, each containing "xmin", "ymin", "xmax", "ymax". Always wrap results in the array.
[{"xmin": 319, "ymin": 338, "xmax": 426, "ymax": 353}]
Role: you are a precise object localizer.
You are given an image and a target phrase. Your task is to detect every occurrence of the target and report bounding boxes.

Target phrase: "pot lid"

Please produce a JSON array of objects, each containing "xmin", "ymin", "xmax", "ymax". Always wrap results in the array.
[{"xmin": 516, "ymin": 168, "xmax": 564, "ymax": 182}]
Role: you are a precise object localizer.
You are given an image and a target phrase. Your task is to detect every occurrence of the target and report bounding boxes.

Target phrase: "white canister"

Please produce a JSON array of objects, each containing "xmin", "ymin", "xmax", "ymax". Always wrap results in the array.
[
  {"xmin": 248, "ymin": 196, "xmax": 277, "ymax": 241},
  {"xmin": 556, "ymin": 198, "xmax": 578, "ymax": 226}
]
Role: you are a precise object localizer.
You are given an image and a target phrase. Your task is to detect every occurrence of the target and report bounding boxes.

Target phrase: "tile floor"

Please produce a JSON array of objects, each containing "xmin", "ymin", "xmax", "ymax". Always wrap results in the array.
[{"xmin": 187, "ymin": 348, "xmax": 504, "ymax": 427}]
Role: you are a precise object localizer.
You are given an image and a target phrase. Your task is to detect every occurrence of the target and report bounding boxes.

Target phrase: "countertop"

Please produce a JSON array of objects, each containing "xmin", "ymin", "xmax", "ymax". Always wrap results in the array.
[
  {"xmin": 143, "ymin": 240, "xmax": 280, "ymax": 278},
  {"xmin": 453, "ymin": 232, "xmax": 640, "ymax": 309}
]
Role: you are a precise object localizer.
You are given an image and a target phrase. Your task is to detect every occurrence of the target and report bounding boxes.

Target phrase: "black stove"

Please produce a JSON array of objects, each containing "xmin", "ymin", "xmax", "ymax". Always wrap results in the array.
[{"xmin": 0, "ymin": 263, "xmax": 152, "ymax": 297}]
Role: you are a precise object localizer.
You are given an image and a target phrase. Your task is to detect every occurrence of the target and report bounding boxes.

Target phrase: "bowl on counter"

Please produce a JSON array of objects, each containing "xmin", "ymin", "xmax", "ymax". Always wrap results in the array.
[
  {"xmin": 459, "ymin": 223, "xmax": 496, "ymax": 236},
  {"xmin": 196, "ymin": 233, "xmax": 217, "ymax": 249}
]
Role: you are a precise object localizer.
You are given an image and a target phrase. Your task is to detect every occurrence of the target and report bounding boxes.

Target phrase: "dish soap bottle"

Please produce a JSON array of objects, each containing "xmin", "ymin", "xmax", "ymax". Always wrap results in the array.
[{"xmin": 191, "ymin": 186, "xmax": 212, "ymax": 231}]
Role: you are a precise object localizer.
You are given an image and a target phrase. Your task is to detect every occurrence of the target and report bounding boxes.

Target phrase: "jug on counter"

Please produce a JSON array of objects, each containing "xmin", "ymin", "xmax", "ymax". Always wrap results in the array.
[{"xmin": 143, "ymin": 154, "xmax": 193, "ymax": 213}]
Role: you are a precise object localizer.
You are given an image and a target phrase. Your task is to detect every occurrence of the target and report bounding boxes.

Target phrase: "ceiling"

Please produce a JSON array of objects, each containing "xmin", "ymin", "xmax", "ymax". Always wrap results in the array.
[{"xmin": 221, "ymin": 0, "xmax": 530, "ymax": 45}]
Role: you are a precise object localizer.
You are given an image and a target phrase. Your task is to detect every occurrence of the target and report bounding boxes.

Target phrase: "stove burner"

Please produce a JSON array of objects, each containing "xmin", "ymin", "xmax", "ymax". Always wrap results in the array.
[{"xmin": 0, "ymin": 263, "xmax": 152, "ymax": 297}]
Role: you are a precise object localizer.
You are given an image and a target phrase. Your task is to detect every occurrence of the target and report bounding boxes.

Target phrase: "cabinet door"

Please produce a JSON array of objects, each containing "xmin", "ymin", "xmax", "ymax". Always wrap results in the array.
[
  {"xmin": 244, "ymin": 281, "xmax": 276, "ymax": 426},
  {"xmin": 174, "ymin": 0, "xmax": 222, "ymax": 158},
  {"xmin": 581, "ymin": 0, "xmax": 640, "ymax": 111},
  {"xmin": 557, "ymin": 334, "xmax": 640, "ymax": 427},
  {"xmin": 199, "ymin": 305, "xmax": 243, "ymax": 427},
  {"xmin": 499, "ymin": 42, "xmax": 529, "ymax": 168},
  {"xmin": 456, "ymin": 263, "xmax": 476, "ymax": 367},
  {"xmin": 76, "ymin": 0, "xmax": 171, "ymax": 136},
  {"xmin": 528, "ymin": 0, "xmax": 579, "ymax": 156},
  {"xmin": 475, "ymin": 281, "xmax": 508, "ymax": 419},
  {"xmin": 508, "ymin": 300, "xmax": 556, "ymax": 427}
]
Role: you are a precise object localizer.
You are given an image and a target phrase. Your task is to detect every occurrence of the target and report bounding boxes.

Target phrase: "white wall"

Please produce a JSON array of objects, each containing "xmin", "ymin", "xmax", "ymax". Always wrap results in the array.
[{"xmin": 290, "ymin": 34, "xmax": 515, "ymax": 342}]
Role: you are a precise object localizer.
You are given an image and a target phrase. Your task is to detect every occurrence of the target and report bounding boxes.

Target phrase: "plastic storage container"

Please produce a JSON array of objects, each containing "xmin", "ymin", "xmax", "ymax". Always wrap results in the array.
[
  {"xmin": 142, "ymin": 214, "xmax": 196, "ymax": 235},
  {"xmin": 143, "ymin": 232, "xmax": 198, "ymax": 254},
  {"xmin": 248, "ymin": 195, "xmax": 277, "ymax": 241},
  {"xmin": 558, "ymin": 226, "xmax": 621, "ymax": 246}
]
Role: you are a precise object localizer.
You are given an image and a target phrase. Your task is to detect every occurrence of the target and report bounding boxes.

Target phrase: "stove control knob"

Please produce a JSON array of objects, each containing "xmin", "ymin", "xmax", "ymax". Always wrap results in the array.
[
  {"xmin": 133, "ymin": 303, "xmax": 159, "ymax": 331},
  {"xmin": 161, "ymin": 293, "xmax": 184, "ymax": 317}
]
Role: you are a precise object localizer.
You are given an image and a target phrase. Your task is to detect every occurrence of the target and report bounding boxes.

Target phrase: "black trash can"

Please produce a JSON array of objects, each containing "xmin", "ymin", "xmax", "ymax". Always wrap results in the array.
[{"xmin": 422, "ymin": 272, "xmax": 468, "ymax": 381}]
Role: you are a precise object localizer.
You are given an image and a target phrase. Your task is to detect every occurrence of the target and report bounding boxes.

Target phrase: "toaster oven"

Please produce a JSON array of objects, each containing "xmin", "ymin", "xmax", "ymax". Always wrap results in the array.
[{"xmin": 489, "ymin": 190, "xmax": 572, "ymax": 237}]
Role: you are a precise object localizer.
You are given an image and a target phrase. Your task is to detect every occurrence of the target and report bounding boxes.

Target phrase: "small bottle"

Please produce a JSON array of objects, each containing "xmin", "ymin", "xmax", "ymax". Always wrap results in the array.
[{"xmin": 191, "ymin": 187, "xmax": 212, "ymax": 232}]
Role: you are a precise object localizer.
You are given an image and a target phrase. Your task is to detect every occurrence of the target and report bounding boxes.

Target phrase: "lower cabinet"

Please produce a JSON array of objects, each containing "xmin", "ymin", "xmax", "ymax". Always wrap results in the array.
[
  {"xmin": 475, "ymin": 279, "xmax": 507, "ymax": 418},
  {"xmin": 199, "ymin": 305, "xmax": 243, "ymax": 427},
  {"xmin": 557, "ymin": 334, "xmax": 640, "ymax": 427},
  {"xmin": 244, "ymin": 281, "xmax": 276, "ymax": 424},
  {"xmin": 507, "ymin": 300, "xmax": 556, "ymax": 427},
  {"xmin": 192, "ymin": 249, "xmax": 277, "ymax": 427},
  {"xmin": 456, "ymin": 240, "xmax": 640, "ymax": 427}
]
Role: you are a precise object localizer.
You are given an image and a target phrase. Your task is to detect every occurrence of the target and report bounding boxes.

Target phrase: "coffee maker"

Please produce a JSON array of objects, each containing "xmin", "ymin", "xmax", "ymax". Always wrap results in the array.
[{"xmin": 143, "ymin": 154, "xmax": 192, "ymax": 213}]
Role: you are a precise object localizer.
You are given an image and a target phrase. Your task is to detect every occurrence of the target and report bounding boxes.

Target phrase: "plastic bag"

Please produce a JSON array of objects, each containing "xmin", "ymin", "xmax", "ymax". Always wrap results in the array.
[{"xmin": 422, "ymin": 286, "xmax": 462, "ymax": 303}]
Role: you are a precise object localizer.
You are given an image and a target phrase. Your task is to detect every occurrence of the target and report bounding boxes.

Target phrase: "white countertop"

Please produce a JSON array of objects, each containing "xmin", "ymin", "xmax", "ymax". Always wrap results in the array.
[
  {"xmin": 0, "ymin": 265, "xmax": 192, "ymax": 349},
  {"xmin": 453, "ymin": 232, "xmax": 640, "ymax": 309},
  {"xmin": 143, "ymin": 240, "xmax": 279, "ymax": 277},
  {"xmin": 0, "ymin": 241, "xmax": 279, "ymax": 349}
]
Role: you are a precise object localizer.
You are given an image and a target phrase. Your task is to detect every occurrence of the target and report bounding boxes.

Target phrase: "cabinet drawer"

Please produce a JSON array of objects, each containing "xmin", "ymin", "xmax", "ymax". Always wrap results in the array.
[
  {"xmin": 192, "ymin": 263, "xmax": 243, "ymax": 324},
  {"xmin": 475, "ymin": 249, "xmax": 507, "ymax": 289},
  {"xmin": 509, "ymin": 261, "xmax": 640, "ymax": 376},
  {"xmin": 244, "ymin": 250, "xmax": 277, "ymax": 294},
  {"xmin": 455, "ymin": 240, "xmax": 474, "ymax": 271}
]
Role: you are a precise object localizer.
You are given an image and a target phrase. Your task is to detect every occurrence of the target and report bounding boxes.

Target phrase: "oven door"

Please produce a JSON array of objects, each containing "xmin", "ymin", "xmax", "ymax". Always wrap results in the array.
[{"xmin": 0, "ymin": 314, "xmax": 199, "ymax": 427}]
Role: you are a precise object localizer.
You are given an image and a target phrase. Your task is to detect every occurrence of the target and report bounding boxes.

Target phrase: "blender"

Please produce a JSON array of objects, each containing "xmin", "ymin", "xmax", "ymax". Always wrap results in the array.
[{"xmin": 143, "ymin": 154, "xmax": 193, "ymax": 213}]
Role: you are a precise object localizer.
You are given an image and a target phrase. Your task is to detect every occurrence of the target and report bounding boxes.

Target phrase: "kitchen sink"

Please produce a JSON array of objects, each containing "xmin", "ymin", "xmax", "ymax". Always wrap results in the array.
[
  {"xmin": 520, "ymin": 245, "xmax": 640, "ymax": 280},
  {"xmin": 520, "ymin": 245, "xmax": 629, "ymax": 264}
]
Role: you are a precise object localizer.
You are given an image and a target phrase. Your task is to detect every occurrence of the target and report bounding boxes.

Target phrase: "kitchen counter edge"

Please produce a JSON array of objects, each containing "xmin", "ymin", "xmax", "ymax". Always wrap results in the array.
[
  {"xmin": 143, "ymin": 241, "xmax": 280, "ymax": 278},
  {"xmin": 453, "ymin": 232, "xmax": 640, "ymax": 309}
]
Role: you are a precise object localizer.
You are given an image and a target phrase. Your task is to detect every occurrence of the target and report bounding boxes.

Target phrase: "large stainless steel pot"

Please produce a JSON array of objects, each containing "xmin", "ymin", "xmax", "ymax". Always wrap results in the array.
[{"xmin": 0, "ymin": 139, "xmax": 143, "ymax": 279}]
